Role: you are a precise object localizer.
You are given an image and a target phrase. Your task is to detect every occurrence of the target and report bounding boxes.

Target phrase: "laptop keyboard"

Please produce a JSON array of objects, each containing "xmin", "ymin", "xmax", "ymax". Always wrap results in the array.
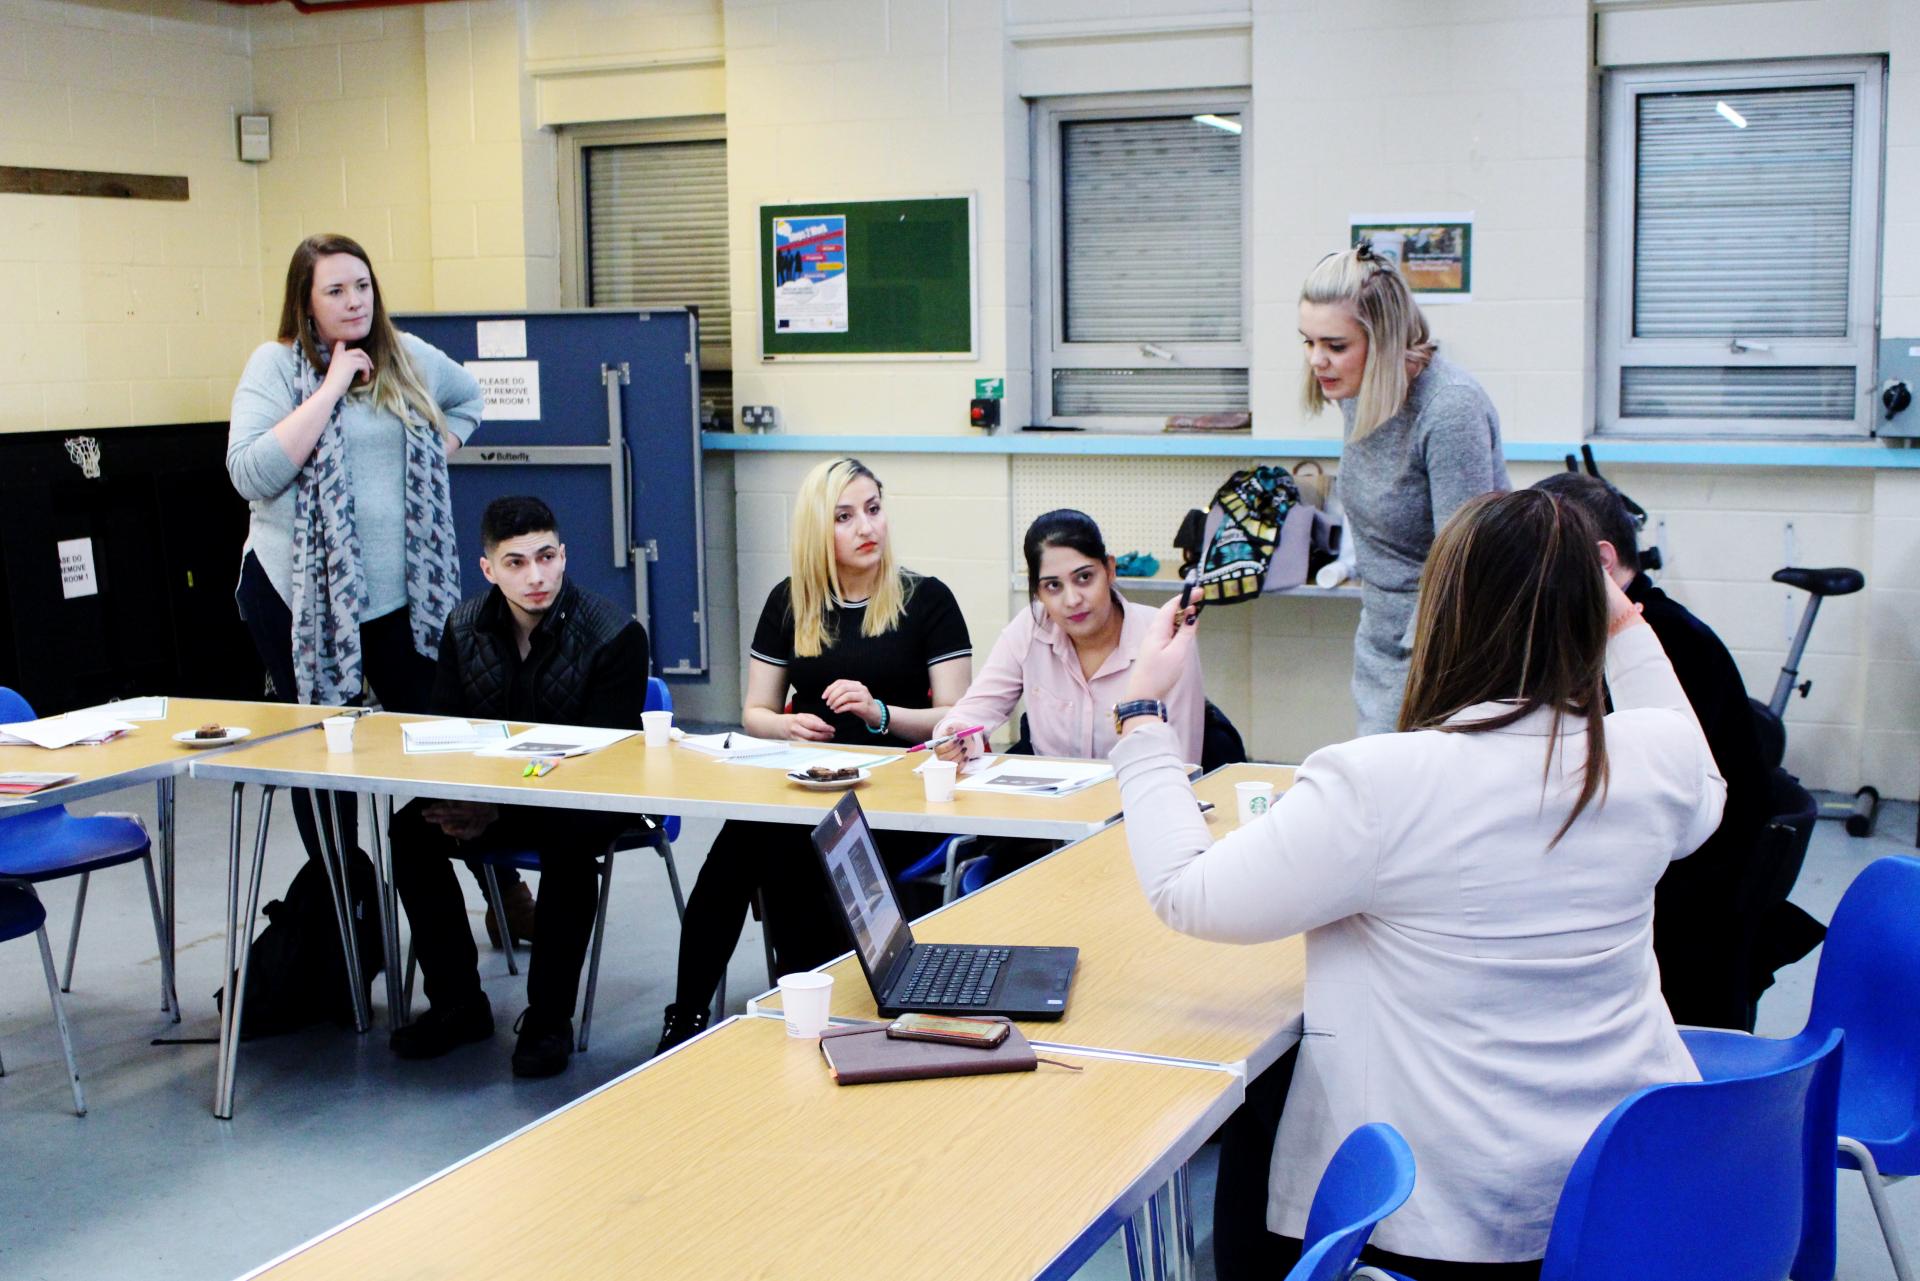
[{"xmin": 897, "ymin": 946, "xmax": 1010, "ymax": 1007}]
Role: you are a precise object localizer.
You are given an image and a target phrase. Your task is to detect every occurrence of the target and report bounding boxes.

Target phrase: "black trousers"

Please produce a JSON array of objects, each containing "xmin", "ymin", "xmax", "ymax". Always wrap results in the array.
[
  {"xmin": 671, "ymin": 819, "xmax": 940, "ymax": 1009},
  {"xmin": 236, "ymin": 552, "xmax": 514, "ymax": 891},
  {"xmin": 389, "ymin": 801, "xmax": 610, "ymax": 1018},
  {"xmin": 1213, "ymin": 1046, "xmax": 1543, "ymax": 1281}
]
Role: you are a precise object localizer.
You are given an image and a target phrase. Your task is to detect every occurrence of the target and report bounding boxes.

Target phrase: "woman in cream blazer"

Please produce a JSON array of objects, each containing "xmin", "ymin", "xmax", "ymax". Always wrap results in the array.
[{"xmin": 1110, "ymin": 490, "xmax": 1726, "ymax": 1278}]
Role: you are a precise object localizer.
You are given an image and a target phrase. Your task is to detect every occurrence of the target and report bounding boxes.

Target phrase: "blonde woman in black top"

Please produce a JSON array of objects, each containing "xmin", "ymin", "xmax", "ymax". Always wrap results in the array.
[{"xmin": 657, "ymin": 458, "xmax": 971, "ymax": 1051}]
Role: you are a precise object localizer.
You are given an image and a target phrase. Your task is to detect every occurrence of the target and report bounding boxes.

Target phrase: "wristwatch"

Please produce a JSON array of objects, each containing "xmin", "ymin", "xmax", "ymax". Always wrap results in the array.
[{"xmin": 1112, "ymin": 699, "xmax": 1169, "ymax": 733}]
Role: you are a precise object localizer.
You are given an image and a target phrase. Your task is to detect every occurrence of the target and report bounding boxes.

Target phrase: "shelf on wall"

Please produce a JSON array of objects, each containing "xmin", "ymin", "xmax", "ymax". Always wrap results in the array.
[{"xmin": 702, "ymin": 432, "xmax": 1920, "ymax": 469}]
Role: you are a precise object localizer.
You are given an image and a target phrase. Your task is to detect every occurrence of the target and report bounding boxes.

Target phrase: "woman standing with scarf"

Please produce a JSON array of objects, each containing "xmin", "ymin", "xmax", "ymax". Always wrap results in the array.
[{"xmin": 227, "ymin": 234, "xmax": 480, "ymax": 878}]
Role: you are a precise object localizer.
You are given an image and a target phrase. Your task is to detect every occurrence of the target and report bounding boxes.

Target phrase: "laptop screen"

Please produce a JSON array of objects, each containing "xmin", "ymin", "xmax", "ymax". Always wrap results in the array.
[{"xmin": 810, "ymin": 793, "xmax": 912, "ymax": 987}]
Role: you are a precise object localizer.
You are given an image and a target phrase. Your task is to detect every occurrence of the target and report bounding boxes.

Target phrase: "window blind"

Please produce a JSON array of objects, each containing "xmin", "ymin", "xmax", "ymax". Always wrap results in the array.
[
  {"xmin": 1621, "ymin": 366, "xmax": 1855, "ymax": 419},
  {"xmin": 1062, "ymin": 116, "xmax": 1242, "ymax": 343},
  {"xmin": 1052, "ymin": 367, "xmax": 1249, "ymax": 416},
  {"xmin": 1633, "ymin": 86, "xmax": 1854, "ymax": 340},
  {"xmin": 585, "ymin": 139, "xmax": 730, "ymax": 353}
]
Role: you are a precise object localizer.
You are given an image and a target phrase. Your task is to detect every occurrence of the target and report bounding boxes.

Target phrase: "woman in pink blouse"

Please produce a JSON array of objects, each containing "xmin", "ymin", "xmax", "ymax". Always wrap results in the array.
[{"xmin": 935, "ymin": 510, "xmax": 1205, "ymax": 766}]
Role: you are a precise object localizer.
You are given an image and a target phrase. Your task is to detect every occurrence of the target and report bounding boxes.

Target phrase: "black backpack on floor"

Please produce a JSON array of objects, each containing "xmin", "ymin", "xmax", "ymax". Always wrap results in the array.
[{"xmin": 216, "ymin": 850, "xmax": 386, "ymax": 1037}]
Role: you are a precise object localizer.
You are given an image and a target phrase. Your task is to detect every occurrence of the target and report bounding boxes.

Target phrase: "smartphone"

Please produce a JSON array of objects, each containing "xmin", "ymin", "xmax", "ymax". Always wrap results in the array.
[
  {"xmin": 886, "ymin": 1012, "xmax": 1010, "ymax": 1048},
  {"xmin": 1178, "ymin": 569, "xmax": 1206, "ymax": 622}
]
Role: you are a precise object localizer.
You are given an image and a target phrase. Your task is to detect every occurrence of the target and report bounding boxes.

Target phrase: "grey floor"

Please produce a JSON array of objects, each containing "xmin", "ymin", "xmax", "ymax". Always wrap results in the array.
[{"xmin": 0, "ymin": 779, "xmax": 1913, "ymax": 1281}]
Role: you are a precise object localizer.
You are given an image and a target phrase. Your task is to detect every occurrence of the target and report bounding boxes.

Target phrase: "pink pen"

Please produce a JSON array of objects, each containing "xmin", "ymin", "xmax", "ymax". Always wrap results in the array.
[{"xmin": 906, "ymin": 725, "xmax": 986, "ymax": 753}]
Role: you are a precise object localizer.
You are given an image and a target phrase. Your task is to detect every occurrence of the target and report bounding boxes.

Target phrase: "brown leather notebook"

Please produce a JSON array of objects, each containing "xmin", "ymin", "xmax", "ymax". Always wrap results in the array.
[{"xmin": 818, "ymin": 1020, "xmax": 1036, "ymax": 1085}]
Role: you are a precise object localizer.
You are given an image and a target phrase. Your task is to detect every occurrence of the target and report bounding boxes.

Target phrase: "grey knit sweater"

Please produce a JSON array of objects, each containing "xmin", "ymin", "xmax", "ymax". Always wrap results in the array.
[
  {"xmin": 1338, "ymin": 353, "xmax": 1509, "ymax": 735},
  {"xmin": 226, "ymin": 334, "xmax": 482, "ymax": 618}
]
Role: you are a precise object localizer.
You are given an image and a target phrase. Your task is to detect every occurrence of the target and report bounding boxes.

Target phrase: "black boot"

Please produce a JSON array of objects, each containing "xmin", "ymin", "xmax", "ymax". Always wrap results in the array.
[
  {"xmin": 510, "ymin": 1008, "xmax": 574, "ymax": 1078},
  {"xmin": 655, "ymin": 1002, "xmax": 710, "ymax": 1056},
  {"xmin": 389, "ymin": 993, "xmax": 494, "ymax": 1059}
]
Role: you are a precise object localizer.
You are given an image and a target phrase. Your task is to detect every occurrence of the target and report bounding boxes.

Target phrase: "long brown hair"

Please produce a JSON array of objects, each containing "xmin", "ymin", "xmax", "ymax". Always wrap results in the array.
[
  {"xmin": 276, "ymin": 233, "xmax": 447, "ymax": 438},
  {"xmin": 1398, "ymin": 489, "xmax": 1611, "ymax": 846}
]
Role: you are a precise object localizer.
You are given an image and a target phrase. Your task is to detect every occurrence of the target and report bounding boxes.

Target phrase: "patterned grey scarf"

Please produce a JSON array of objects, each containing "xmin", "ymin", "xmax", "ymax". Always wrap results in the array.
[{"xmin": 288, "ymin": 348, "xmax": 463, "ymax": 705}]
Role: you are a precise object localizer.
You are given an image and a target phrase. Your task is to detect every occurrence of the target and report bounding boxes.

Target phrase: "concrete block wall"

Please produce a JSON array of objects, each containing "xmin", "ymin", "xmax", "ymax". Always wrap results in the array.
[
  {"xmin": 0, "ymin": 0, "xmax": 260, "ymax": 432},
  {"xmin": 248, "ymin": 2, "xmax": 435, "ymax": 316}
]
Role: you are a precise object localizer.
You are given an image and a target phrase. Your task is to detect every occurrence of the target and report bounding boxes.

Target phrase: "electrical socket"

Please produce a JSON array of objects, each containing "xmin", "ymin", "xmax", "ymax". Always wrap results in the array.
[{"xmin": 740, "ymin": 405, "xmax": 779, "ymax": 431}]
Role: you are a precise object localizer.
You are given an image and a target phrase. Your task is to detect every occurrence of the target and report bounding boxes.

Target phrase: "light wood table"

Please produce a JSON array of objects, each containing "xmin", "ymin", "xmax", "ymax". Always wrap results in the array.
[
  {"xmin": 188, "ymin": 713, "xmax": 1126, "ymax": 1116},
  {"xmin": 241, "ymin": 1015, "xmax": 1242, "ymax": 1281},
  {"xmin": 193, "ymin": 711, "xmax": 1125, "ymax": 838},
  {"xmin": 755, "ymin": 763, "xmax": 1307, "ymax": 1076},
  {"xmin": 1, "ymin": 697, "xmax": 340, "ymax": 1027}
]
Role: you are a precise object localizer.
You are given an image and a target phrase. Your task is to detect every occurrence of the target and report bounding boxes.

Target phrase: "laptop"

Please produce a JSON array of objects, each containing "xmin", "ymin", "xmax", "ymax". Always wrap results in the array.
[{"xmin": 808, "ymin": 791, "xmax": 1079, "ymax": 1020}]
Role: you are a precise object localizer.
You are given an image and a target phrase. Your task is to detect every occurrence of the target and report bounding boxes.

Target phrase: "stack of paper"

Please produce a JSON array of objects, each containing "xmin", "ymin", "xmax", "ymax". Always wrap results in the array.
[
  {"xmin": 0, "ymin": 713, "xmax": 137, "ymax": 749},
  {"xmin": 401, "ymin": 720, "xmax": 512, "ymax": 754},
  {"xmin": 953, "ymin": 758, "xmax": 1114, "ymax": 797},
  {"xmin": 677, "ymin": 732, "xmax": 788, "ymax": 760},
  {"xmin": 474, "ymin": 725, "xmax": 636, "ymax": 759},
  {"xmin": 66, "ymin": 696, "xmax": 168, "ymax": 722},
  {"xmin": 0, "ymin": 771, "xmax": 76, "ymax": 796}
]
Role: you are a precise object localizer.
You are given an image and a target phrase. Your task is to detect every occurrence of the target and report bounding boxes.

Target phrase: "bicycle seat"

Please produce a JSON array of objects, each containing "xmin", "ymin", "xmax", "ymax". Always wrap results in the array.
[{"xmin": 1772, "ymin": 566, "xmax": 1864, "ymax": 597}]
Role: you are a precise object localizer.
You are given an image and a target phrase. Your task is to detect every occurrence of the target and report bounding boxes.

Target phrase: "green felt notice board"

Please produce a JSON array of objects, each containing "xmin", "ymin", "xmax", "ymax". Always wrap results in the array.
[{"xmin": 759, "ymin": 195, "xmax": 975, "ymax": 359}]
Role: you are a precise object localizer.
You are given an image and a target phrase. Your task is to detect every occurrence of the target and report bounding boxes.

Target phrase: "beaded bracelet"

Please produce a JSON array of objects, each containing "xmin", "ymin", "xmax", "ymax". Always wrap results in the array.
[{"xmin": 868, "ymin": 700, "xmax": 890, "ymax": 735}]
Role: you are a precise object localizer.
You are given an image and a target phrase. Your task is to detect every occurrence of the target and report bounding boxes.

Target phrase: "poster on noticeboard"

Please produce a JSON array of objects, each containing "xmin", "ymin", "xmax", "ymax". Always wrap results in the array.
[
  {"xmin": 1349, "ymin": 213, "xmax": 1473, "ymax": 303},
  {"xmin": 771, "ymin": 214, "xmax": 849, "ymax": 333}
]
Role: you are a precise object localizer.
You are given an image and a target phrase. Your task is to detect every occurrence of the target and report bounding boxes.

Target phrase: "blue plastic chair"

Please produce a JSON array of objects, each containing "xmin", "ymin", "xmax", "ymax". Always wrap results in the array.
[
  {"xmin": 0, "ymin": 687, "xmax": 173, "ymax": 1019},
  {"xmin": 1684, "ymin": 854, "xmax": 1920, "ymax": 1281},
  {"xmin": 897, "ymin": 834, "xmax": 979, "ymax": 905},
  {"xmin": 0, "ymin": 881, "xmax": 85, "ymax": 1115},
  {"xmin": 1284, "ymin": 1124, "xmax": 1417, "ymax": 1281},
  {"xmin": 1357, "ymin": 1030, "xmax": 1842, "ymax": 1281},
  {"xmin": 413, "ymin": 679, "xmax": 689, "ymax": 1053}
]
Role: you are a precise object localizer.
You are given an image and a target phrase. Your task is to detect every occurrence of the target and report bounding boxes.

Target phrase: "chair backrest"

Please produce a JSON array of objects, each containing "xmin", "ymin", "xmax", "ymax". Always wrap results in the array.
[
  {"xmin": 1200, "ymin": 700, "xmax": 1247, "ymax": 772},
  {"xmin": 1285, "ymin": 1124, "xmax": 1417, "ymax": 1281},
  {"xmin": 1743, "ymin": 769, "xmax": 1818, "ymax": 916},
  {"xmin": 1540, "ymin": 1028, "xmax": 1843, "ymax": 1281},
  {"xmin": 1805, "ymin": 855, "xmax": 1920, "ymax": 1164},
  {"xmin": 645, "ymin": 677, "xmax": 671, "ymax": 715},
  {"xmin": 642, "ymin": 678, "xmax": 680, "ymax": 841},
  {"xmin": 0, "ymin": 685, "xmax": 33, "ymax": 723}
]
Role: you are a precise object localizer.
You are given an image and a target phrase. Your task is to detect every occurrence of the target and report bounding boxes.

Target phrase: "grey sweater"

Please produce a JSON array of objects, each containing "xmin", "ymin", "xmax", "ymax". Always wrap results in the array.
[
  {"xmin": 226, "ymin": 335, "xmax": 482, "ymax": 618},
  {"xmin": 1338, "ymin": 353, "xmax": 1508, "ymax": 734}
]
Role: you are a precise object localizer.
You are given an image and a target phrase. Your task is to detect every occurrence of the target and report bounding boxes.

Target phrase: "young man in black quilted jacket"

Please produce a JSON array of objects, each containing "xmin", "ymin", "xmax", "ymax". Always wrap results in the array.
[{"xmin": 388, "ymin": 495, "xmax": 649, "ymax": 1077}]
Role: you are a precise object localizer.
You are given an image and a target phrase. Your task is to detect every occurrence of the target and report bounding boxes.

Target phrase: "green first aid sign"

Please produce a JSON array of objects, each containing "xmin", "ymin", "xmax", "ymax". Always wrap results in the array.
[{"xmin": 974, "ymin": 377, "xmax": 1004, "ymax": 399}]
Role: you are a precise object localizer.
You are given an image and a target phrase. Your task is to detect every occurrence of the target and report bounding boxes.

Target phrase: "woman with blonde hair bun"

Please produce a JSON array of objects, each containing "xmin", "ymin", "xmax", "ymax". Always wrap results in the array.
[
  {"xmin": 656, "ymin": 457, "xmax": 973, "ymax": 1052},
  {"xmin": 1299, "ymin": 242, "xmax": 1508, "ymax": 735}
]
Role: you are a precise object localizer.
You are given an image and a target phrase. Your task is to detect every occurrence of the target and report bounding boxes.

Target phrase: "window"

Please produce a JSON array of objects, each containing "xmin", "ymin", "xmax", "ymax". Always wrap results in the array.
[
  {"xmin": 1032, "ymin": 93, "xmax": 1250, "ymax": 430},
  {"xmin": 1599, "ymin": 60, "xmax": 1883, "ymax": 437},
  {"xmin": 560, "ymin": 119, "xmax": 731, "ymax": 429}
]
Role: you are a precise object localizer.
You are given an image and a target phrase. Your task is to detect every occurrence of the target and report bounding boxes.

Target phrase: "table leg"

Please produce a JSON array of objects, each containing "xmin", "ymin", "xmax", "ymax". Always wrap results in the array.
[
  {"xmin": 214, "ymin": 783, "xmax": 242, "ymax": 1112},
  {"xmin": 309, "ymin": 789, "xmax": 371, "ymax": 1033},
  {"xmin": 1145, "ymin": 1182, "xmax": 1171, "ymax": 1281},
  {"xmin": 365, "ymin": 792, "xmax": 404, "ymax": 1029},
  {"xmin": 1169, "ymin": 1164, "xmax": 1197, "ymax": 1281},
  {"xmin": 155, "ymin": 775, "xmax": 180, "ymax": 1022},
  {"xmin": 216, "ymin": 784, "xmax": 274, "ymax": 1119}
]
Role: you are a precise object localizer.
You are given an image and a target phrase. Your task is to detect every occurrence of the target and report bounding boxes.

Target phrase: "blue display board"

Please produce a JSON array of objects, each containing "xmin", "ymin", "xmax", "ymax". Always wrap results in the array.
[{"xmin": 394, "ymin": 309, "xmax": 708, "ymax": 676}]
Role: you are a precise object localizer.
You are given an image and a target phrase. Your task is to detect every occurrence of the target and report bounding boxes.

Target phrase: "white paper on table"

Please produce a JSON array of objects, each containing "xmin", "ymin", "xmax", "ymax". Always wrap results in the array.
[
  {"xmin": 953, "ymin": 758, "xmax": 1114, "ymax": 797},
  {"xmin": 677, "ymin": 732, "xmax": 788, "ymax": 759},
  {"xmin": 729, "ymin": 746, "xmax": 894, "ymax": 772},
  {"xmin": 474, "ymin": 724, "xmax": 635, "ymax": 759},
  {"xmin": 914, "ymin": 754, "xmax": 998, "ymax": 776},
  {"xmin": 65, "ymin": 696, "xmax": 168, "ymax": 722},
  {"xmin": 0, "ymin": 713, "xmax": 138, "ymax": 749},
  {"xmin": 401, "ymin": 719, "xmax": 512, "ymax": 754}
]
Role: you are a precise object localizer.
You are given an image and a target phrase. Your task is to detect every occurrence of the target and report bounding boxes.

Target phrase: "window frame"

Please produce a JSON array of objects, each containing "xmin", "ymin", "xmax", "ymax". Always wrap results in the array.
[
  {"xmin": 1598, "ymin": 58, "xmax": 1884, "ymax": 438},
  {"xmin": 557, "ymin": 115, "xmax": 730, "ymax": 373},
  {"xmin": 1030, "ymin": 90, "xmax": 1252, "ymax": 432}
]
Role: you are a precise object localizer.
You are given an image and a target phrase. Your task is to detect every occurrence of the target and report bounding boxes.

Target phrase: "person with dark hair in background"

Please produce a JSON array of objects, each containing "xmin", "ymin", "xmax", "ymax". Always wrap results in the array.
[
  {"xmin": 228, "ymin": 233, "xmax": 536, "ymax": 950},
  {"xmin": 1113, "ymin": 489, "xmax": 1723, "ymax": 1280},
  {"xmin": 933, "ymin": 508, "xmax": 1205, "ymax": 765},
  {"xmin": 386, "ymin": 496, "xmax": 648, "ymax": 1078},
  {"xmin": 1532, "ymin": 472, "xmax": 1795, "ymax": 1031}
]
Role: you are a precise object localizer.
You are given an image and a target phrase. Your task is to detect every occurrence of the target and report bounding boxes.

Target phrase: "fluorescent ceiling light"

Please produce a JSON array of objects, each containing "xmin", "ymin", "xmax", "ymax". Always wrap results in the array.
[
  {"xmin": 1192, "ymin": 114, "xmax": 1242, "ymax": 135},
  {"xmin": 1715, "ymin": 101, "xmax": 1748, "ymax": 128}
]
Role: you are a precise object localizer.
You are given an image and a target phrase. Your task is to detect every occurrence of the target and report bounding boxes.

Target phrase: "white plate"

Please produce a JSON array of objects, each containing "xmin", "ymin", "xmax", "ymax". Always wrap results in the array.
[
  {"xmin": 172, "ymin": 727, "xmax": 251, "ymax": 749},
  {"xmin": 786, "ymin": 767, "xmax": 870, "ymax": 791}
]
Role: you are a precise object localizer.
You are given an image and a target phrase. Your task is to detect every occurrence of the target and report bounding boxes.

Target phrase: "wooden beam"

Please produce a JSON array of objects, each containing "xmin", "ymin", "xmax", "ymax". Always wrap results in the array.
[{"xmin": 0, "ymin": 166, "xmax": 189, "ymax": 201}]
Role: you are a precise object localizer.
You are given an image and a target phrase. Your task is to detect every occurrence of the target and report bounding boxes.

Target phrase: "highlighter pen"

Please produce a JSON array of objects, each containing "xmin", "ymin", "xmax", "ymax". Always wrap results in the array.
[
  {"xmin": 906, "ymin": 725, "xmax": 986, "ymax": 754},
  {"xmin": 522, "ymin": 756, "xmax": 563, "ymax": 779}
]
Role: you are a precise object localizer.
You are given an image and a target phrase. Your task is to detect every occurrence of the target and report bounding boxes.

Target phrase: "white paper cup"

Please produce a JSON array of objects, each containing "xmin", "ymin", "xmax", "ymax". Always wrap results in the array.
[
  {"xmin": 641, "ymin": 709, "xmax": 673, "ymax": 747},
  {"xmin": 322, "ymin": 716, "xmax": 356, "ymax": 754},
  {"xmin": 1235, "ymin": 781, "xmax": 1274, "ymax": 827},
  {"xmin": 921, "ymin": 759, "xmax": 958, "ymax": 803},
  {"xmin": 778, "ymin": 972, "xmax": 834, "ymax": 1038},
  {"xmin": 1366, "ymin": 229, "xmax": 1407, "ymax": 266}
]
